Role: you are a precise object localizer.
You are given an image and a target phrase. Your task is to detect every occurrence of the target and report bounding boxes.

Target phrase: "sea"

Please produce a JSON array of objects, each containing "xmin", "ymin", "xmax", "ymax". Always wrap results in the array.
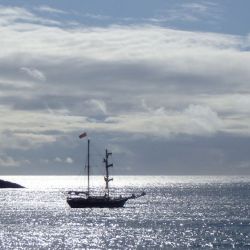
[{"xmin": 0, "ymin": 175, "xmax": 249, "ymax": 249}]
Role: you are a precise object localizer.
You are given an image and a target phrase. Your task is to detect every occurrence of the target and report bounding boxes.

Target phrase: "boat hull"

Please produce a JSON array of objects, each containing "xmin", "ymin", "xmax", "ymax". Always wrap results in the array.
[{"xmin": 67, "ymin": 196, "xmax": 128, "ymax": 208}]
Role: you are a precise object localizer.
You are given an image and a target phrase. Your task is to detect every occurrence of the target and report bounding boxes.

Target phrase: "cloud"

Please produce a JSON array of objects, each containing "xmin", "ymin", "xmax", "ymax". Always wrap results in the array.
[
  {"xmin": 0, "ymin": 154, "xmax": 30, "ymax": 167},
  {"xmin": 0, "ymin": 6, "xmax": 36, "ymax": 25},
  {"xmin": 238, "ymin": 161, "xmax": 250, "ymax": 169},
  {"xmin": 183, "ymin": 104, "xmax": 222, "ymax": 134},
  {"xmin": 0, "ymin": 7, "xmax": 247, "ymax": 59},
  {"xmin": 0, "ymin": 5, "xmax": 60, "ymax": 26},
  {"xmin": 0, "ymin": 104, "xmax": 86, "ymax": 150},
  {"xmin": 157, "ymin": 1, "xmax": 222, "ymax": 23},
  {"xmin": 101, "ymin": 104, "xmax": 222, "ymax": 137},
  {"xmin": 20, "ymin": 67, "xmax": 46, "ymax": 81},
  {"xmin": 0, "ymin": 5, "xmax": 250, "ymax": 174},
  {"xmin": 54, "ymin": 157, "xmax": 74, "ymax": 164},
  {"xmin": 0, "ymin": 155, "xmax": 20, "ymax": 167},
  {"xmin": 66, "ymin": 157, "xmax": 74, "ymax": 164},
  {"xmin": 86, "ymin": 99, "xmax": 107, "ymax": 115},
  {"xmin": 54, "ymin": 157, "xmax": 62, "ymax": 162},
  {"xmin": 36, "ymin": 5, "xmax": 66, "ymax": 14},
  {"xmin": 0, "ymin": 7, "xmax": 250, "ymax": 141},
  {"xmin": 200, "ymin": 94, "xmax": 250, "ymax": 114}
]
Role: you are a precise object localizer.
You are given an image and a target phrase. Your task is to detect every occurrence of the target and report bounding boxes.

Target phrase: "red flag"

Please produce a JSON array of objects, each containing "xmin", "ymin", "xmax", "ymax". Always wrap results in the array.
[{"xmin": 79, "ymin": 132, "xmax": 87, "ymax": 139}]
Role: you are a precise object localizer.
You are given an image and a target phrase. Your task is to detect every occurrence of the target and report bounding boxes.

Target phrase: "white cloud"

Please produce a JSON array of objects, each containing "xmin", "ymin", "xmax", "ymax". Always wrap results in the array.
[
  {"xmin": 0, "ymin": 5, "xmax": 250, "ymax": 174},
  {"xmin": 0, "ymin": 102, "xmax": 225, "ymax": 151},
  {"xmin": 54, "ymin": 157, "xmax": 62, "ymax": 163},
  {"xmin": 101, "ymin": 104, "xmax": 222, "ymax": 137},
  {"xmin": 0, "ymin": 6, "xmax": 247, "ymax": 60},
  {"xmin": 86, "ymin": 99, "xmax": 107, "ymax": 115},
  {"xmin": 158, "ymin": 1, "xmax": 221, "ymax": 23},
  {"xmin": 36, "ymin": 5, "xmax": 66, "ymax": 14},
  {"xmin": 183, "ymin": 104, "xmax": 222, "ymax": 134},
  {"xmin": 0, "ymin": 5, "xmax": 250, "ymax": 151},
  {"xmin": 0, "ymin": 6, "xmax": 35, "ymax": 25},
  {"xmin": 0, "ymin": 154, "xmax": 30, "ymax": 167},
  {"xmin": 0, "ymin": 105, "xmax": 86, "ymax": 149},
  {"xmin": 66, "ymin": 157, "xmax": 74, "ymax": 164},
  {"xmin": 20, "ymin": 67, "xmax": 46, "ymax": 81},
  {"xmin": 54, "ymin": 157, "xmax": 73, "ymax": 164},
  {"xmin": 0, "ymin": 155, "xmax": 20, "ymax": 167},
  {"xmin": 200, "ymin": 94, "xmax": 250, "ymax": 114},
  {"xmin": 0, "ymin": 6, "xmax": 60, "ymax": 26}
]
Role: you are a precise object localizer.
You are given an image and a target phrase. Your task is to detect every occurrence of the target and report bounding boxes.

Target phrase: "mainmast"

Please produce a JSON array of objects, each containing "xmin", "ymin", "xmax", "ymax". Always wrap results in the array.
[
  {"xmin": 87, "ymin": 139, "xmax": 90, "ymax": 196},
  {"xmin": 104, "ymin": 149, "xmax": 113, "ymax": 197}
]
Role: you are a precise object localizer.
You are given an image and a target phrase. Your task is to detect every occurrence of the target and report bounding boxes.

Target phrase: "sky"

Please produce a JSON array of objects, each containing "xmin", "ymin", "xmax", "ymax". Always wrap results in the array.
[{"xmin": 0, "ymin": 0, "xmax": 250, "ymax": 175}]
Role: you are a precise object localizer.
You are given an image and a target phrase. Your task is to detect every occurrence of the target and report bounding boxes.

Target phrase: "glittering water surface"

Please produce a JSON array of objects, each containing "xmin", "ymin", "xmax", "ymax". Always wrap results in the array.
[{"xmin": 0, "ymin": 176, "xmax": 249, "ymax": 249}]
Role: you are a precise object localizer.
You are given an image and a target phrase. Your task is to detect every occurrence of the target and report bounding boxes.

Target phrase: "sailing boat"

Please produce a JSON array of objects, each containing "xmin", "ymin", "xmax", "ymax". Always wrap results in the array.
[{"xmin": 67, "ymin": 133, "xmax": 146, "ymax": 208}]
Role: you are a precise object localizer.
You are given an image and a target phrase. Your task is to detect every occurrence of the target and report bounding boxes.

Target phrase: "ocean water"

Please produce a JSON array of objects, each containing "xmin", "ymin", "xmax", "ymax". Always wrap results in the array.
[{"xmin": 0, "ymin": 175, "xmax": 249, "ymax": 249}]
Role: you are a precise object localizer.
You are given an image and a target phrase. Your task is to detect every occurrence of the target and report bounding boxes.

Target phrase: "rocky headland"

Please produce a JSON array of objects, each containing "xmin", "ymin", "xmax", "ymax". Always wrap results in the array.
[{"xmin": 0, "ymin": 179, "xmax": 25, "ymax": 188}]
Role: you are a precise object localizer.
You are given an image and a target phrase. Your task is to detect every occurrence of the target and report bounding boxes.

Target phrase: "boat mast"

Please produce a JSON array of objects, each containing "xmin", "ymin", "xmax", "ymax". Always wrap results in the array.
[
  {"xmin": 87, "ymin": 139, "xmax": 90, "ymax": 196},
  {"xmin": 104, "ymin": 149, "xmax": 113, "ymax": 197}
]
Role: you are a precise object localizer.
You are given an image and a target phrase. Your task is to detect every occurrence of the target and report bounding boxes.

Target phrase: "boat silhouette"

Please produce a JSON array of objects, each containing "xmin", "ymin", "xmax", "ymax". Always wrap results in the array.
[{"xmin": 67, "ymin": 135, "xmax": 145, "ymax": 208}]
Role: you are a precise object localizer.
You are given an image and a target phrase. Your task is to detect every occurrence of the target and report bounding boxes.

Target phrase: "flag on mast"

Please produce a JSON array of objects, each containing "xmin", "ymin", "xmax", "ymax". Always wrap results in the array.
[{"xmin": 79, "ymin": 132, "xmax": 87, "ymax": 139}]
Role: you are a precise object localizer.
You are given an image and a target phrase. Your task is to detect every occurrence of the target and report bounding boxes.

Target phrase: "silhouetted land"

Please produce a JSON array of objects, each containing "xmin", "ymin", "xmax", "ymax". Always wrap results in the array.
[{"xmin": 0, "ymin": 179, "xmax": 24, "ymax": 188}]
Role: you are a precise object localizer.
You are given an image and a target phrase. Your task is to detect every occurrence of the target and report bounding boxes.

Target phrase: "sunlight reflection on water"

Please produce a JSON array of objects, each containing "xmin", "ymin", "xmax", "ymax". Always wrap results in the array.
[{"xmin": 0, "ymin": 175, "xmax": 249, "ymax": 249}]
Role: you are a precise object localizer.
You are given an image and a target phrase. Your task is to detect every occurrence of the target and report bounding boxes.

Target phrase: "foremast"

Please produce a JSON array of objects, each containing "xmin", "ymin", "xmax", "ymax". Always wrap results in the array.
[
  {"xmin": 103, "ymin": 149, "xmax": 113, "ymax": 197},
  {"xmin": 86, "ymin": 139, "xmax": 113, "ymax": 198}
]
